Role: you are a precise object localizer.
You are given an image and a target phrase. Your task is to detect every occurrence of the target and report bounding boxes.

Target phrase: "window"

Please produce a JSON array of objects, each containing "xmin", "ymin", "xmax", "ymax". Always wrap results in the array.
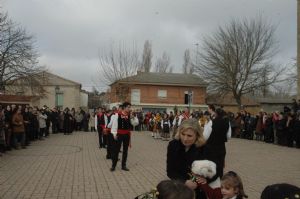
[
  {"xmin": 57, "ymin": 93, "xmax": 64, "ymax": 108},
  {"xmin": 184, "ymin": 91, "xmax": 193, "ymax": 104},
  {"xmin": 131, "ymin": 89, "xmax": 140, "ymax": 104},
  {"xmin": 158, "ymin": 90, "xmax": 167, "ymax": 98}
]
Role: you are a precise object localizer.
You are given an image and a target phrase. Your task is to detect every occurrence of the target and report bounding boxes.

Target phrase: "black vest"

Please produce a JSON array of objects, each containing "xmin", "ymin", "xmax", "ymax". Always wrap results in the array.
[{"xmin": 118, "ymin": 114, "xmax": 130, "ymax": 130}]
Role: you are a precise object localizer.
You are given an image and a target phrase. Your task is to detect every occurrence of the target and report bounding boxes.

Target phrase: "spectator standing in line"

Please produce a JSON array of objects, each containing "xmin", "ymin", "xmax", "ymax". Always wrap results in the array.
[
  {"xmin": 11, "ymin": 107, "xmax": 26, "ymax": 149},
  {"xmin": 276, "ymin": 112, "xmax": 287, "ymax": 146},
  {"xmin": 38, "ymin": 108, "xmax": 47, "ymax": 139},
  {"xmin": 255, "ymin": 112, "xmax": 264, "ymax": 141},
  {"xmin": 292, "ymin": 99, "xmax": 298, "ymax": 113},
  {"xmin": 51, "ymin": 107, "xmax": 59, "ymax": 134},
  {"xmin": 0, "ymin": 106, "xmax": 6, "ymax": 155},
  {"xmin": 75, "ymin": 111, "xmax": 83, "ymax": 131},
  {"xmin": 264, "ymin": 113, "xmax": 274, "ymax": 143},
  {"xmin": 23, "ymin": 107, "xmax": 31, "ymax": 146},
  {"xmin": 294, "ymin": 112, "xmax": 300, "ymax": 148},
  {"xmin": 286, "ymin": 113, "xmax": 295, "ymax": 147},
  {"xmin": 63, "ymin": 108, "xmax": 72, "ymax": 135},
  {"xmin": 58, "ymin": 110, "xmax": 65, "ymax": 133},
  {"xmin": 4, "ymin": 105, "xmax": 12, "ymax": 150},
  {"xmin": 45, "ymin": 106, "xmax": 51, "ymax": 137}
]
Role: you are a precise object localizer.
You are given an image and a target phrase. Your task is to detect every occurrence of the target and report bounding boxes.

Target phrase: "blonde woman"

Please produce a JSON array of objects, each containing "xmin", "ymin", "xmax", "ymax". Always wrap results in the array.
[{"xmin": 167, "ymin": 118, "xmax": 207, "ymax": 199}]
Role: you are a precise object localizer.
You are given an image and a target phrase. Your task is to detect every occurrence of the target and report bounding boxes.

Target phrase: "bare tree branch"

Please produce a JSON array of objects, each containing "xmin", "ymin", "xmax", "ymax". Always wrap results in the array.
[
  {"xmin": 98, "ymin": 41, "xmax": 140, "ymax": 85},
  {"xmin": 155, "ymin": 51, "xmax": 172, "ymax": 73},
  {"xmin": 182, "ymin": 49, "xmax": 194, "ymax": 74},
  {"xmin": 194, "ymin": 16, "xmax": 284, "ymax": 107},
  {"xmin": 140, "ymin": 40, "xmax": 152, "ymax": 72},
  {"xmin": 0, "ymin": 11, "xmax": 44, "ymax": 93}
]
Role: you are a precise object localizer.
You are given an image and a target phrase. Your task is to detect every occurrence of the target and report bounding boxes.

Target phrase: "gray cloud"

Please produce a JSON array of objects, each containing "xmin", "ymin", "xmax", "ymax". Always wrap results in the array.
[{"xmin": 2, "ymin": 0, "xmax": 296, "ymax": 91}]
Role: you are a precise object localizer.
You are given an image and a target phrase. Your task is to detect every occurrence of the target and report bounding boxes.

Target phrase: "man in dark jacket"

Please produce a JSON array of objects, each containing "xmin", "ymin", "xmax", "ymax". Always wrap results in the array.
[{"xmin": 51, "ymin": 107, "xmax": 59, "ymax": 134}]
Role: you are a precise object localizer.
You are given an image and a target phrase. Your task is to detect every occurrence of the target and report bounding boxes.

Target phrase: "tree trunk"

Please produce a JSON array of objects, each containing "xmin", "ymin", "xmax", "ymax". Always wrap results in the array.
[{"xmin": 234, "ymin": 95, "xmax": 242, "ymax": 110}]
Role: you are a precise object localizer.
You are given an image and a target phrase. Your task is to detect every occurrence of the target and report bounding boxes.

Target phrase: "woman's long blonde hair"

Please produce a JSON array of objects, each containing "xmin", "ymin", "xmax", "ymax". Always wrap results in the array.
[{"xmin": 174, "ymin": 118, "xmax": 206, "ymax": 147}]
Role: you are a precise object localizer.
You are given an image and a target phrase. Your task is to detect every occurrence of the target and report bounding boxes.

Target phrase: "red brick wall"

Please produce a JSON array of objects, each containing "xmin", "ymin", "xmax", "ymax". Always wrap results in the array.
[{"xmin": 110, "ymin": 83, "xmax": 206, "ymax": 105}]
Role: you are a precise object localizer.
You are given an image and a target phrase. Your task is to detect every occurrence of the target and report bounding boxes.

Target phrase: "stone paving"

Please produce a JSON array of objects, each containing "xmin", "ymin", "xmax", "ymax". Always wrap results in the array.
[{"xmin": 0, "ymin": 131, "xmax": 299, "ymax": 199}]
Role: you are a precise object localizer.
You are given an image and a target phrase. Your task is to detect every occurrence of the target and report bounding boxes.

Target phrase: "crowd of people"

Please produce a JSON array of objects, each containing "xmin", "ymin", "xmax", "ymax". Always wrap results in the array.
[
  {"xmin": 126, "ymin": 103, "xmax": 300, "ymax": 149},
  {"xmin": 1, "ymin": 101, "xmax": 300, "ymax": 198},
  {"xmin": 220, "ymin": 99, "xmax": 300, "ymax": 149},
  {"xmin": 0, "ymin": 104, "xmax": 93, "ymax": 155}
]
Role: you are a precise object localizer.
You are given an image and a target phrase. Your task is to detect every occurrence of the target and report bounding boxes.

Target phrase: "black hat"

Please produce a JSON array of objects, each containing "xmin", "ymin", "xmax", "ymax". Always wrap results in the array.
[{"xmin": 261, "ymin": 183, "xmax": 300, "ymax": 199}]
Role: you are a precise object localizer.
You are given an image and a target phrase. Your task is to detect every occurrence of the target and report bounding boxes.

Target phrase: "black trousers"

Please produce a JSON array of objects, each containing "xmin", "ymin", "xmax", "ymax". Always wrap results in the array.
[
  {"xmin": 106, "ymin": 133, "xmax": 114, "ymax": 158},
  {"xmin": 52, "ymin": 121, "xmax": 58, "ymax": 133},
  {"xmin": 97, "ymin": 126, "xmax": 104, "ymax": 147},
  {"xmin": 112, "ymin": 134, "xmax": 130, "ymax": 168}
]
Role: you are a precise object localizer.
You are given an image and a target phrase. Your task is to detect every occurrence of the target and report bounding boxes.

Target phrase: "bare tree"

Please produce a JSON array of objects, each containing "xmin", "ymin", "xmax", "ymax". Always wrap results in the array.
[
  {"xmin": 0, "ymin": 12, "xmax": 44, "ymax": 92},
  {"xmin": 140, "ymin": 40, "xmax": 152, "ymax": 72},
  {"xmin": 155, "ymin": 51, "xmax": 173, "ymax": 73},
  {"xmin": 98, "ymin": 41, "xmax": 140, "ymax": 101},
  {"xmin": 285, "ymin": 59, "xmax": 297, "ymax": 86},
  {"xmin": 182, "ymin": 49, "xmax": 194, "ymax": 74},
  {"xmin": 98, "ymin": 41, "xmax": 140, "ymax": 85},
  {"xmin": 269, "ymin": 60, "xmax": 297, "ymax": 97},
  {"xmin": 194, "ymin": 16, "xmax": 284, "ymax": 107}
]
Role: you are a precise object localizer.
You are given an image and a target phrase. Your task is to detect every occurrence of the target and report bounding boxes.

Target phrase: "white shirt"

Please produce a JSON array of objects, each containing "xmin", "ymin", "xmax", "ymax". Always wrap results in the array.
[{"xmin": 107, "ymin": 113, "xmax": 118, "ymax": 138}]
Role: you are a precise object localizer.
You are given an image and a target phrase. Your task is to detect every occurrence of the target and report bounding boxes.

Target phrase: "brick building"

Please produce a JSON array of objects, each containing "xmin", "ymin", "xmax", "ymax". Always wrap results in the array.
[{"xmin": 109, "ymin": 72, "xmax": 208, "ymax": 112}]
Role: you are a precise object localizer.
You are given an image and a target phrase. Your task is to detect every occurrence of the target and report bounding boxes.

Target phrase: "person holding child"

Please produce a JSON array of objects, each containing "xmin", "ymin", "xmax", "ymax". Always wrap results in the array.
[{"xmin": 166, "ymin": 118, "xmax": 207, "ymax": 199}]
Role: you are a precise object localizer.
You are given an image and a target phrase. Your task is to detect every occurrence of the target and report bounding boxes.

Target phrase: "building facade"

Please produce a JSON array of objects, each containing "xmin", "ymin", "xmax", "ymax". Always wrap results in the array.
[
  {"xmin": 5, "ymin": 72, "xmax": 88, "ymax": 110},
  {"xmin": 109, "ymin": 72, "xmax": 208, "ymax": 112}
]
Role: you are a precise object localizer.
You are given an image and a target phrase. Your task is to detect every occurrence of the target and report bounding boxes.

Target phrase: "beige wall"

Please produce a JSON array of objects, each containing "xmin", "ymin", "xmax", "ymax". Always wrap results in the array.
[{"xmin": 7, "ymin": 85, "xmax": 81, "ymax": 109}]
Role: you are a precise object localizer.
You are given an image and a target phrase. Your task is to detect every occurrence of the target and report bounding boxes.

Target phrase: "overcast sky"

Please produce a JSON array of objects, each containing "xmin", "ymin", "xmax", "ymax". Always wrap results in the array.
[{"xmin": 1, "ymin": 0, "xmax": 297, "ymax": 92}]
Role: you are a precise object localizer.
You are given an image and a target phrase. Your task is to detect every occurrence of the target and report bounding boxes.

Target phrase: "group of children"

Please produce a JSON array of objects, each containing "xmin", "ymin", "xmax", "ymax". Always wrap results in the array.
[
  {"xmin": 149, "ymin": 112, "xmax": 171, "ymax": 140},
  {"xmin": 148, "ymin": 108, "xmax": 191, "ymax": 141}
]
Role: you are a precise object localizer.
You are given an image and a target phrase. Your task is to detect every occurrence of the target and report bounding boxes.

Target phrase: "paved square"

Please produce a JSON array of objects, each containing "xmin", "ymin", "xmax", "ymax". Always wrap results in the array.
[{"xmin": 0, "ymin": 131, "xmax": 300, "ymax": 199}]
